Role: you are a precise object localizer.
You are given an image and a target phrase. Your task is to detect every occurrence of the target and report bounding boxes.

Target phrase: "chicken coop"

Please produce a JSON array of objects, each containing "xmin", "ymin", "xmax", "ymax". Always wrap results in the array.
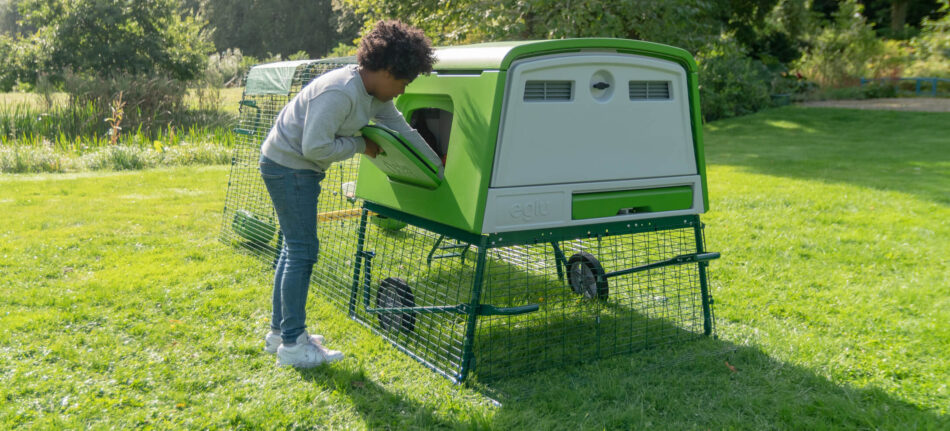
[{"xmin": 221, "ymin": 38, "xmax": 719, "ymax": 382}]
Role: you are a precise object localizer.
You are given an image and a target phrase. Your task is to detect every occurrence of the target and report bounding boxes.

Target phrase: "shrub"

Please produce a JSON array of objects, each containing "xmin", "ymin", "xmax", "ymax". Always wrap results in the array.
[
  {"xmin": 16, "ymin": 0, "xmax": 211, "ymax": 85},
  {"xmin": 0, "ymin": 142, "xmax": 233, "ymax": 173},
  {"xmin": 904, "ymin": 1, "xmax": 950, "ymax": 78},
  {"xmin": 0, "ymin": 34, "xmax": 16, "ymax": 91},
  {"xmin": 696, "ymin": 37, "xmax": 772, "ymax": 122},
  {"xmin": 205, "ymin": 49, "xmax": 245, "ymax": 88},
  {"xmin": 0, "ymin": 144, "xmax": 77, "ymax": 173},
  {"xmin": 62, "ymin": 72, "xmax": 187, "ymax": 136},
  {"xmin": 794, "ymin": 0, "xmax": 883, "ymax": 87}
]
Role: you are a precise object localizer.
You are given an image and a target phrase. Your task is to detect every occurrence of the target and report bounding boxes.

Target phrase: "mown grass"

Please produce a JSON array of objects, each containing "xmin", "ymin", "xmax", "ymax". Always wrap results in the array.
[{"xmin": 0, "ymin": 106, "xmax": 947, "ymax": 429}]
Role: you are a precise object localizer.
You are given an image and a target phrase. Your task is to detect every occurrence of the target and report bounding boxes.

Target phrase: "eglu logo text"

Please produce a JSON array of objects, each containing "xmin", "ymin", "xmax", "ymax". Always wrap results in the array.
[{"xmin": 509, "ymin": 199, "xmax": 550, "ymax": 221}]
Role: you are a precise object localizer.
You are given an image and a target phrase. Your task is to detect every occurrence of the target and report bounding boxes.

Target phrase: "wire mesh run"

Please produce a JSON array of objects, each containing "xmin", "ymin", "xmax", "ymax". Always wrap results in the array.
[
  {"xmin": 219, "ymin": 57, "xmax": 716, "ymax": 383},
  {"xmin": 474, "ymin": 227, "xmax": 711, "ymax": 380},
  {"xmin": 346, "ymin": 209, "xmax": 714, "ymax": 382},
  {"xmin": 220, "ymin": 58, "xmax": 359, "ymax": 267}
]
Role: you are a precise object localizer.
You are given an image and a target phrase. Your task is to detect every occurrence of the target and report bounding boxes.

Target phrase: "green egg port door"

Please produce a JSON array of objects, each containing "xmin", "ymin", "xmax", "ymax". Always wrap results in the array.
[{"xmin": 221, "ymin": 39, "xmax": 720, "ymax": 383}]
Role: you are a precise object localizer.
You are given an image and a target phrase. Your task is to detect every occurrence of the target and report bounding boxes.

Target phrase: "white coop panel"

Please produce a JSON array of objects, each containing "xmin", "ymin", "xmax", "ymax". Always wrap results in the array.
[{"xmin": 491, "ymin": 53, "xmax": 697, "ymax": 188}]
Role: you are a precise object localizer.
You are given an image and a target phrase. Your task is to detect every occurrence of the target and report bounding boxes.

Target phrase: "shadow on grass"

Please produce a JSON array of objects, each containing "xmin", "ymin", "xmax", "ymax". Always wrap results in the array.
[
  {"xmin": 476, "ymin": 336, "xmax": 948, "ymax": 429},
  {"xmin": 293, "ymin": 365, "xmax": 488, "ymax": 429},
  {"xmin": 704, "ymin": 106, "xmax": 950, "ymax": 205}
]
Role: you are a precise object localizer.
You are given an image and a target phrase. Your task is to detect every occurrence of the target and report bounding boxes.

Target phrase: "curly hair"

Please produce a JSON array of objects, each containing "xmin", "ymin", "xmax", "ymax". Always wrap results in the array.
[{"xmin": 357, "ymin": 20, "xmax": 436, "ymax": 81}]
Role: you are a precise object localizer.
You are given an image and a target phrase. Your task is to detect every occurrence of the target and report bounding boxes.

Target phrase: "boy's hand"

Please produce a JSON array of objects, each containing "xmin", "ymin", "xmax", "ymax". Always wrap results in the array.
[{"xmin": 363, "ymin": 138, "xmax": 382, "ymax": 158}]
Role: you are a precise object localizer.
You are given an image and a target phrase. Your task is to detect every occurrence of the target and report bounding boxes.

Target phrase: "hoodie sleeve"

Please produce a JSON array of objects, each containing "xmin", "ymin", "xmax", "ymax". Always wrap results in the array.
[{"xmin": 300, "ymin": 90, "xmax": 367, "ymax": 164}]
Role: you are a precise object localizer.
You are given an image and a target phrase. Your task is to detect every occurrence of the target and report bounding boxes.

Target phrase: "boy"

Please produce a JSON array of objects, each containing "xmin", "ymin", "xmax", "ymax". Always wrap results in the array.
[{"xmin": 259, "ymin": 20, "xmax": 439, "ymax": 368}]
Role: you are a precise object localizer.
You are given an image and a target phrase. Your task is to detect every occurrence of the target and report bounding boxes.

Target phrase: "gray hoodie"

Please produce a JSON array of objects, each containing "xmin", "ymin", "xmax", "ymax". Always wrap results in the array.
[{"xmin": 260, "ymin": 64, "xmax": 440, "ymax": 173}]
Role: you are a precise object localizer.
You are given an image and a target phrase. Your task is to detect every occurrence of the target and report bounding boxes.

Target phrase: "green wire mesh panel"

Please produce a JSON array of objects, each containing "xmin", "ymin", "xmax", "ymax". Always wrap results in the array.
[
  {"xmin": 349, "ymin": 221, "xmax": 476, "ymax": 380},
  {"xmin": 472, "ymin": 225, "xmax": 712, "ymax": 381},
  {"xmin": 346, "ymin": 208, "xmax": 714, "ymax": 382},
  {"xmin": 220, "ymin": 58, "xmax": 359, "ymax": 267}
]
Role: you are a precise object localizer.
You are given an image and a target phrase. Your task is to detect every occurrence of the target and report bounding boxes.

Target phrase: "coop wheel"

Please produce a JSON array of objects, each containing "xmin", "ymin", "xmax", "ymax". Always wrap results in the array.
[
  {"xmin": 375, "ymin": 277, "xmax": 416, "ymax": 333},
  {"xmin": 567, "ymin": 252, "xmax": 609, "ymax": 300}
]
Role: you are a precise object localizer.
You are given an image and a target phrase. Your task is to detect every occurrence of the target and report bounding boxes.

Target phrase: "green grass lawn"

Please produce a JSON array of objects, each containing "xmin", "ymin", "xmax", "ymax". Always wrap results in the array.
[{"xmin": 1, "ymin": 106, "xmax": 947, "ymax": 429}]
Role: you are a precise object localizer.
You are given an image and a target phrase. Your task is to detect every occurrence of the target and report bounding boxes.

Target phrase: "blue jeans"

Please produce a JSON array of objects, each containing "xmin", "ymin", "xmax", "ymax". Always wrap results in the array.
[{"xmin": 259, "ymin": 155, "xmax": 326, "ymax": 343}]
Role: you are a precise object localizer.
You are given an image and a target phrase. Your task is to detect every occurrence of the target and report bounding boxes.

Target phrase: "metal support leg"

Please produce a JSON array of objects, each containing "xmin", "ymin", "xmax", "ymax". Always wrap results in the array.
[
  {"xmin": 551, "ymin": 241, "xmax": 566, "ymax": 282},
  {"xmin": 458, "ymin": 237, "xmax": 489, "ymax": 382},
  {"xmin": 693, "ymin": 219, "xmax": 714, "ymax": 336},
  {"xmin": 348, "ymin": 209, "xmax": 370, "ymax": 317}
]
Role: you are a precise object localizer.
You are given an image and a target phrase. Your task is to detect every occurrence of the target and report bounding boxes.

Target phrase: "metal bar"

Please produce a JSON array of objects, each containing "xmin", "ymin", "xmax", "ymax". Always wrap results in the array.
[
  {"xmin": 551, "ymin": 241, "xmax": 566, "ymax": 282},
  {"xmin": 458, "ymin": 237, "xmax": 489, "ymax": 382},
  {"xmin": 426, "ymin": 235, "xmax": 445, "ymax": 266},
  {"xmin": 694, "ymin": 221, "xmax": 714, "ymax": 336},
  {"xmin": 478, "ymin": 303, "xmax": 539, "ymax": 316},
  {"xmin": 347, "ymin": 210, "xmax": 370, "ymax": 317},
  {"xmin": 364, "ymin": 201, "xmax": 482, "ymax": 245},
  {"xmin": 364, "ymin": 305, "xmax": 466, "ymax": 314},
  {"xmin": 430, "ymin": 252, "xmax": 464, "ymax": 260},
  {"xmin": 361, "ymin": 251, "xmax": 375, "ymax": 309},
  {"xmin": 487, "ymin": 214, "xmax": 701, "ymax": 247},
  {"xmin": 363, "ymin": 302, "xmax": 537, "ymax": 317},
  {"xmin": 603, "ymin": 252, "xmax": 720, "ymax": 278}
]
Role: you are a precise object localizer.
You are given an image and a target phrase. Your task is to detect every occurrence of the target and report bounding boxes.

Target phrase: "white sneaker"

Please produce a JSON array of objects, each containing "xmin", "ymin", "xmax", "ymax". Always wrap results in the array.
[
  {"xmin": 276, "ymin": 331, "xmax": 344, "ymax": 368},
  {"xmin": 264, "ymin": 331, "xmax": 324, "ymax": 355}
]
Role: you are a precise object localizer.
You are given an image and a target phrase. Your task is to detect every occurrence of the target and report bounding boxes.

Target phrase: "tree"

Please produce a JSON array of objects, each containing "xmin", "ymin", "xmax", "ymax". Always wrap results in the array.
[
  {"xmin": 16, "ymin": 0, "xmax": 212, "ymax": 83},
  {"xmin": 192, "ymin": 0, "xmax": 348, "ymax": 59},
  {"xmin": 818, "ymin": 0, "xmax": 947, "ymax": 39},
  {"xmin": 341, "ymin": 0, "xmax": 722, "ymax": 52}
]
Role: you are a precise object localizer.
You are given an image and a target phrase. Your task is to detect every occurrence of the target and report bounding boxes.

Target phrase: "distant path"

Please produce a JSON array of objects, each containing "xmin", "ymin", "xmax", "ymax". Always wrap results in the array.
[{"xmin": 797, "ymin": 98, "xmax": 950, "ymax": 112}]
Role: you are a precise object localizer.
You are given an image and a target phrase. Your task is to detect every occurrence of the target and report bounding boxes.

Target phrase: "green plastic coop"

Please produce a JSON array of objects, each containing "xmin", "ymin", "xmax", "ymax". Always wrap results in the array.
[{"xmin": 221, "ymin": 38, "xmax": 720, "ymax": 383}]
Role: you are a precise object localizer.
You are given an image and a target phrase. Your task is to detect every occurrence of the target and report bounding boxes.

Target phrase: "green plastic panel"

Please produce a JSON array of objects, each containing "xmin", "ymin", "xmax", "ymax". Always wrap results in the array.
[
  {"xmin": 359, "ymin": 125, "xmax": 442, "ymax": 190},
  {"xmin": 571, "ymin": 186, "xmax": 693, "ymax": 220},
  {"xmin": 355, "ymin": 71, "xmax": 505, "ymax": 233}
]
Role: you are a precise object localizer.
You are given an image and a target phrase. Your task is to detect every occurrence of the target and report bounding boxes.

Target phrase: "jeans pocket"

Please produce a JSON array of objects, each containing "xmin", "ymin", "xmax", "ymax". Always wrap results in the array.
[{"xmin": 259, "ymin": 162, "xmax": 288, "ymax": 180}]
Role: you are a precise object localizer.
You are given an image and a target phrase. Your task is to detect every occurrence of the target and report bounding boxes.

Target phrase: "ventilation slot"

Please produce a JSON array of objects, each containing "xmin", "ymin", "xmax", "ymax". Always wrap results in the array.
[
  {"xmin": 629, "ymin": 81, "xmax": 671, "ymax": 100},
  {"xmin": 524, "ymin": 81, "xmax": 573, "ymax": 101}
]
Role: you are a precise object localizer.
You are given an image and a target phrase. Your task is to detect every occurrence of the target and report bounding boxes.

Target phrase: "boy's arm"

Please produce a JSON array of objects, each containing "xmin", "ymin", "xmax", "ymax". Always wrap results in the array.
[
  {"xmin": 374, "ymin": 102, "xmax": 444, "ymax": 172},
  {"xmin": 301, "ymin": 90, "xmax": 367, "ymax": 164}
]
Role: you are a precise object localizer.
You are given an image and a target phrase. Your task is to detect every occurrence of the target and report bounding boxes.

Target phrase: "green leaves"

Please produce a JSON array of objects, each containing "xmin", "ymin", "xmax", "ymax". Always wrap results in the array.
[{"xmin": 15, "ymin": 0, "xmax": 212, "ymax": 83}]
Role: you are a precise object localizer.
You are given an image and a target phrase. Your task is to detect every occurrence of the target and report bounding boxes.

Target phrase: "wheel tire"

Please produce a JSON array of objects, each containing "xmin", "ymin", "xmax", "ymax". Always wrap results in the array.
[
  {"xmin": 567, "ymin": 252, "xmax": 609, "ymax": 300},
  {"xmin": 375, "ymin": 277, "xmax": 416, "ymax": 333}
]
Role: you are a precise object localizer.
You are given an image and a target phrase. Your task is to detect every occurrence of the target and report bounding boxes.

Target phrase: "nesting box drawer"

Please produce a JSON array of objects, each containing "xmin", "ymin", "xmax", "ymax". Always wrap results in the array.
[{"xmin": 571, "ymin": 186, "xmax": 693, "ymax": 220}]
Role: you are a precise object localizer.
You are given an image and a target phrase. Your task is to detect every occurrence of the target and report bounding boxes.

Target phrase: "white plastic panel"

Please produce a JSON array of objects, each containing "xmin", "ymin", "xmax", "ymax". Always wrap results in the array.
[
  {"xmin": 491, "ymin": 53, "xmax": 696, "ymax": 188},
  {"xmin": 482, "ymin": 175, "xmax": 704, "ymax": 233}
]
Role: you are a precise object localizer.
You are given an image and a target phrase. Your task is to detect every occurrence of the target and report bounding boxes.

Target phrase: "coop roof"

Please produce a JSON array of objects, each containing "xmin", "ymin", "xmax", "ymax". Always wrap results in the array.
[
  {"xmin": 432, "ymin": 38, "xmax": 697, "ymax": 72},
  {"xmin": 242, "ymin": 39, "xmax": 697, "ymax": 96}
]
